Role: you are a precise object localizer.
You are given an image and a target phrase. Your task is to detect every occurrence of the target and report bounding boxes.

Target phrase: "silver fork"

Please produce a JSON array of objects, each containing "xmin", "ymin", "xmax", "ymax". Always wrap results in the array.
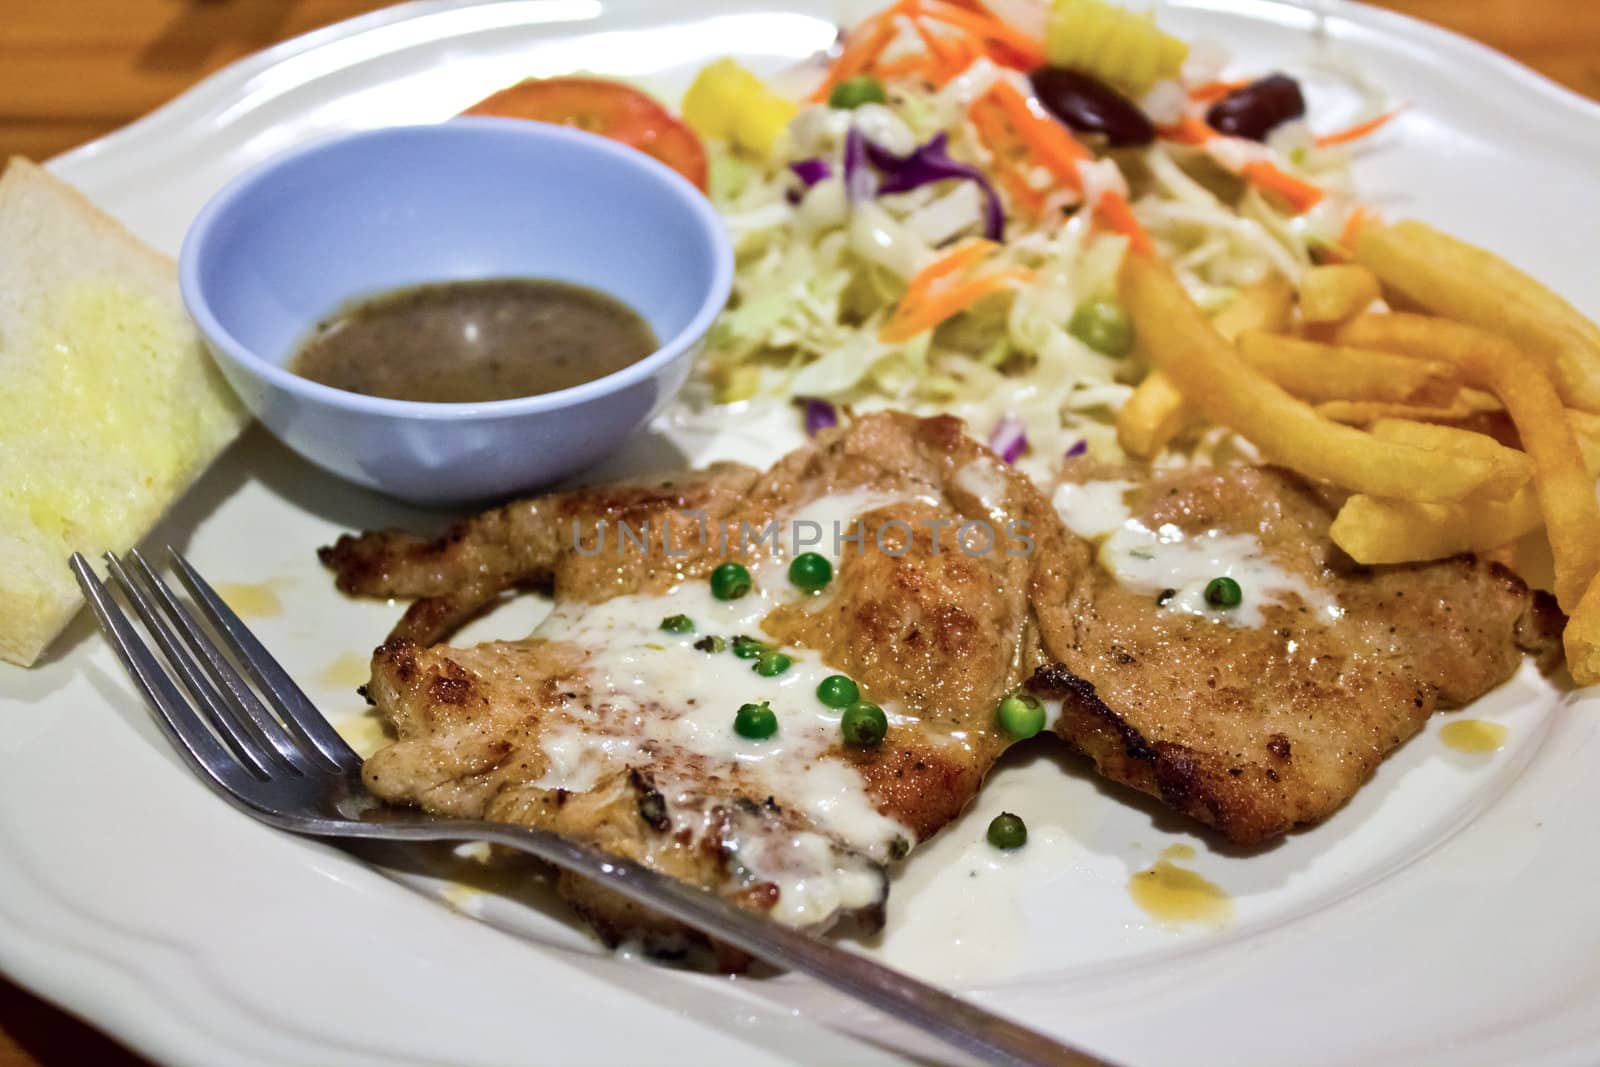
[{"xmin": 71, "ymin": 547, "xmax": 1110, "ymax": 1067}]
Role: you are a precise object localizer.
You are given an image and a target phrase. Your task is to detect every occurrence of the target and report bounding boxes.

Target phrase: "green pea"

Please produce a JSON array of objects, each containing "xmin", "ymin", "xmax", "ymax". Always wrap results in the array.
[
  {"xmin": 1068, "ymin": 300, "xmax": 1134, "ymax": 357},
  {"xmin": 829, "ymin": 75, "xmax": 887, "ymax": 110},
  {"xmin": 788, "ymin": 552, "xmax": 833, "ymax": 593},
  {"xmin": 1205, "ymin": 576, "xmax": 1242, "ymax": 609},
  {"xmin": 996, "ymin": 692, "xmax": 1046, "ymax": 740},
  {"xmin": 840, "ymin": 701, "xmax": 887, "ymax": 747},
  {"xmin": 731, "ymin": 635, "xmax": 769, "ymax": 659},
  {"xmin": 659, "ymin": 614, "xmax": 694, "ymax": 633},
  {"xmin": 816, "ymin": 674, "xmax": 860, "ymax": 709},
  {"xmin": 986, "ymin": 812, "xmax": 1027, "ymax": 850},
  {"xmin": 754, "ymin": 651, "xmax": 793, "ymax": 677},
  {"xmin": 710, "ymin": 562, "xmax": 752, "ymax": 600},
  {"xmin": 734, "ymin": 701, "xmax": 778, "ymax": 740}
]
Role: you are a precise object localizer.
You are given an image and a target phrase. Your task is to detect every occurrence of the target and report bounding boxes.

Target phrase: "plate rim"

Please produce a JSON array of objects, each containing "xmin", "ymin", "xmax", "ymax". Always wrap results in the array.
[
  {"xmin": 45, "ymin": 0, "xmax": 1600, "ymax": 178},
  {"xmin": 13, "ymin": 2, "xmax": 1600, "ymax": 1065}
]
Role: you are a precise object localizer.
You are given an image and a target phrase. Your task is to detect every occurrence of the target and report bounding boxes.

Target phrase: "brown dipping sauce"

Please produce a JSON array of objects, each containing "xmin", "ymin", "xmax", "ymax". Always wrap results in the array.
[{"xmin": 289, "ymin": 278, "xmax": 657, "ymax": 403}]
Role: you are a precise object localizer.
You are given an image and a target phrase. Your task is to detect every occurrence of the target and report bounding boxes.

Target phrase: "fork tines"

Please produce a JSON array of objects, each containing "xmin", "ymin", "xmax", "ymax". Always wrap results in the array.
[
  {"xmin": 70, "ymin": 549, "xmax": 361, "ymax": 795},
  {"xmin": 70, "ymin": 550, "xmax": 1105, "ymax": 1067}
]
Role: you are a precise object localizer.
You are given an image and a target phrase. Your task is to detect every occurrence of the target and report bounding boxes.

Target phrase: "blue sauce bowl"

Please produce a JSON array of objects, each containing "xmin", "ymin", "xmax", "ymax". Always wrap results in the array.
[{"xmin": 180, "ymin": 118, "xmax": 732, "ymax": 504}]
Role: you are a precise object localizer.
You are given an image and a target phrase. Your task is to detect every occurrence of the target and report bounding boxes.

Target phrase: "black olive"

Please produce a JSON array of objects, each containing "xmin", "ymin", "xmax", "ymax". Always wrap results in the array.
[
  {"xmin": 1029, "ymin": 67, "xmax": 1155, "ymax": 148},
  {"xmin": 1205, "ymin": 73, "xmax": 1306, "ymax": 142}
]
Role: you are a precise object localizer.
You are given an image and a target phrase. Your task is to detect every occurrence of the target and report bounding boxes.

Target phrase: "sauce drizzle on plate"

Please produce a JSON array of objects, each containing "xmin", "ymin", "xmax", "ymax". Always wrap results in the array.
[
  {"xmin": 1440, "ymin": 719, "xmax": 1508, "ymax": 753},
  {"xmin": 1129, "ymin": 844, "xmax": 1233, "ymax": 926}
]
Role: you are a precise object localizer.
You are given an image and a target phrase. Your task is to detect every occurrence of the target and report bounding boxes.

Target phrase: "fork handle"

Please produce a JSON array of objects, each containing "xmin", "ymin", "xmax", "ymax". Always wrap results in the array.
[{"xmin": 296, "ymin": 816, "xmax": 1110, "ymax": 1067}]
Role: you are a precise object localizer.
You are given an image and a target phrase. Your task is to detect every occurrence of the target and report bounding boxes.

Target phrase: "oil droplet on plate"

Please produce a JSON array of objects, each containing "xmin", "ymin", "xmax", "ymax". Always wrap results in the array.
[
  {"xmin": 214, "ymin": 582, "xmax": 282, "ymax": 619},
  {"xmin": 1158, "ymin": 843, "xmax": 1196, "ymax": 862},
  {"xmin": 1440, "ymin": 719, "xmax": 1507, "ymax": 754},
  {"xmin": 320, "ymin": 652, "xmax": 371, "ymax": 690},
  {"xmin": 1129, "ymin": 853, "xmax": 1232, "ymax": 927}
]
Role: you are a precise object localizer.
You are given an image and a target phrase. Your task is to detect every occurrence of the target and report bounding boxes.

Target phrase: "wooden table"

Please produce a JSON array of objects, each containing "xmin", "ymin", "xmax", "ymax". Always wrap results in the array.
[{"xmin": 2, "ymin": 1, "xmax": 1597, "ymax": 1064}]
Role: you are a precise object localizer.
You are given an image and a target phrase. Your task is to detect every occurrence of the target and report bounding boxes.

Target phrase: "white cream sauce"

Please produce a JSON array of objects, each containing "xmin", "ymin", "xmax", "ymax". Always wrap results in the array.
[
  {"xmin": 1052, "ymin": 480, "xmax": 1342, "ymax": 628},
  {"xmin": 1051, "ymin": 479, "xmax": 1138, "ymax": 539},
  {"xmin": 955, "ymin": 457, "xmax": 1010, "ymax": 517},
  {"xmin": 870, "ymin": 767, "xmax": 1083, "ymax": 983},
  {"xmin": 530, "ymin": 488, "xmax": 918, "ymax": 927}
]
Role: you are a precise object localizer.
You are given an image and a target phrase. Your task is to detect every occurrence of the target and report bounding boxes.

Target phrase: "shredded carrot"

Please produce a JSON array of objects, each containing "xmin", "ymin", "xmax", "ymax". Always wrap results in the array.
[
  {"xmin": 1095, "ymin": 192, "xmax": 1154, "ymax": 256},
  {"xmin": 1315, "ymin": 106, "xmax": 1406, "ymax": 148},
  {"xmin": 939, "ymin": 33, "xmax": 984, "ymax": 83},
  {"xmin": 1241, "ymin": 161, "xmax": 1325, "ymax": 214},
  {"xmin": 1337, "ymin": 207, "xmax": 1373, "ymax": 255},
  {"xmin": 881, "ymin": 268, "xmax": 1032, "ymax": 343},
  {"xmin": 981, "ymin": 82, "xmax": 1088, "ymax": 188},
  {"xmin": 811, "ymin": 8, "xmax": 904, "ymax": 101},
  {"xmin": 910, "ymin": 17, "xmax": 980, "ymax": 85},
  {"xmin": 906, "ymin": 0, "xmax": 1045, "ymax": 69},
  {"xmin": 990, "ymin": 153, "xmax": 1048, "ymax": 218},
  {"xmin": 971, "ymin": 83, "xmax": 1151, "ymax": 247},
  {"xmin": 873, "ymin": 54, "xmax": 936, "ymax": 80},
  {"xmin": 968, "ymin": 92, "xmax": 1018, "ymax": 151},
  {"xmin": 1188, "ymin": 79, "xmax": 1249, "ymax": 104},
  {"xmin": 901, "ymin": 239, "xmax": 999, "ymax": 305},
  {"xmin": 967, "ymin": 96, "xmax": 1047, "ymax": 216},
  {"xmin": 1156, "ymin": 113, "xmax": 1216, "ymax": 144}
]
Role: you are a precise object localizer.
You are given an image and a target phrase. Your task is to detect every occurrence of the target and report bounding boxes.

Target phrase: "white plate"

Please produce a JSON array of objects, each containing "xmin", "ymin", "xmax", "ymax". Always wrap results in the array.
[{"xmin": 7, "ymin": 2, "xmax": 1600, "ymax": 1064}]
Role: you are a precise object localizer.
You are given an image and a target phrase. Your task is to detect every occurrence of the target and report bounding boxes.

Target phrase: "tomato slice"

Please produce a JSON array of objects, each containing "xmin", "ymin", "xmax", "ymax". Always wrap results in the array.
[{"xmin": 463, "ymin": 77, "xmax": 708, "ymax": 192}]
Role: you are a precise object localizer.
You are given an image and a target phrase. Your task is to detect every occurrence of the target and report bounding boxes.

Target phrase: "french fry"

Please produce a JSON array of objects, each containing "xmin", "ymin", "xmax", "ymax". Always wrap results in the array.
[
  {"xmin": 1298, "ymin": 263, "xmax": 1380, "ymax": 324},
  {"xmin": 1565, "ymin": 570, "xmax": 1600, "ymax": 686},
  {"xmin": 1369, "ymin": 419, "xmax": 1530, "ymax": 474},
  {"xmin": 1332, "ymin": 410, "xmax": 1600, "ymax": 566},
  {"xmin": 1355, "ymin": 220, "xmax": 1600, "ymax": 411},
  {"xmin": 1331, "ymin": 492, "xmax": 1544, "ymax": 565},
  {"xmin": 1237, "ymin": 331, "xmax": 1459, "ymax": 405},
  {"xmin": 1559, "ymin": 414, "xmax": 1600, "ymax": 684},
  {"xmin": 1118, "ymin": 254, "xmax": 1499, "ymax": 502},
  {"xmin": 1315, "ymin": 389, "xmax": 1503, "ymax": 427},
  {"xmin": 1116, "ymin": 275, "xmax": 1294, "ymax": 458},
  {"xmin": 1370, "ymin": 418, "xmax": 1534, "ymax": 486},
  {"xmin": 1214, "ymin": 275, "xmax": 1295, "ymax": 339},
  {"xmin": 1116, "ymin": 371, "xmax": 1190, "ymax": 458},
  {"xmin": 1569, "ymin": 408, "xmax": 1600, "ymax": 456},
  {"xmin": 1337, "ymin": 312, "xmax": 1600, "ymax": 610}
]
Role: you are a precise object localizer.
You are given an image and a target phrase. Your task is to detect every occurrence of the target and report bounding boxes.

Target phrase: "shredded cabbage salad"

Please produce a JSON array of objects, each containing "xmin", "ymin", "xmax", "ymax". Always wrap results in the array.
[{"xmin": 680, "ymin": 0, "xmax": 1393, "ymax": 480}]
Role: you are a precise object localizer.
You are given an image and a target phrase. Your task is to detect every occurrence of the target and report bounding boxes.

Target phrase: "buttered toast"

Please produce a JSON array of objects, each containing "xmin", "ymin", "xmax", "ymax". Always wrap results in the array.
[{"xmin": 0, "ymin": 157, "xmax": 248, "ymax": 667}]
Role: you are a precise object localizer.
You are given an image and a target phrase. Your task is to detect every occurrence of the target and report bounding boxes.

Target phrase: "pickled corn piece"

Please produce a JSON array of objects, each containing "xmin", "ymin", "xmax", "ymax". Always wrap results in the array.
[
  {"xmin": 682, "ymin": 58, "xmax": 797, "ymax": 159},
  {"xmin": 1047, "ymin": 0, "xmax": 1187, "ymax": 99}
]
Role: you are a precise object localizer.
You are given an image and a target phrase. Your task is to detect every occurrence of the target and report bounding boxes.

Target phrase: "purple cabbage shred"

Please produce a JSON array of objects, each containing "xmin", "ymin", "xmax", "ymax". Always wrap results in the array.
[
  {"xmin": 802, "ymin": 397, "xmax": 839, "ymax": 436},
  {"xmin": 789, "ymin": 158, "xmax": 833, "ymax": 187},
  {"xmin": 864, "ymin": 133, "xmax": 1005, "ymax": 241},
  {"xmin": 843, "ymin": 127, "xmax": 876, "ymax": 203},
  {"xmin": 988, "ymin": 416, "xmax": 1028, "ymax": 465},
  {"xmin": 787, "ymin": 158, "xmax": 833, "ymax": 204}
]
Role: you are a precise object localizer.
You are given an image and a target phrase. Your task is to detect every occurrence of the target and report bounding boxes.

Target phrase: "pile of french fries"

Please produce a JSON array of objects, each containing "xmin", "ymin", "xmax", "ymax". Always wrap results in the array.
[{"xmin": 1116, "ymin": 220, "xmax": 1600, "ymax": 685}]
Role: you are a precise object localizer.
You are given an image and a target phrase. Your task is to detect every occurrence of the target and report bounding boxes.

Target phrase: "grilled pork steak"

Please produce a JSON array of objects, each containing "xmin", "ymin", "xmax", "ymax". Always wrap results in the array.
[
  {"xmin": 322, "ymin": 414, "xmax": 1563, "ymax": 950},
  {"xmin": 321, "ymin": 413, "xmax": 1067, "ymax": 949},
  {"xmin": 1032, "ymin": 463, "xmax": 1564, "ymax": 844}
]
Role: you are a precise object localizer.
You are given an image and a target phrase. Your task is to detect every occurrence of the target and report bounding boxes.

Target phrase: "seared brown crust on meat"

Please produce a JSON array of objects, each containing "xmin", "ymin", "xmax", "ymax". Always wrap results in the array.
[
  {"xmin": 319, "ymin": 462, "xmax": 761, "ymax": 600},
  {"xmin": 329, "ymin": 413, "xmax": 1067, "ymax": 952},
  {"xmin": 760, "ymin": 412, "xmax": 1068, "ymax": 723},
  {"xmin": 327, "ymin": 414, "xmax": 1565, "ymax": 956},
  {"xmin": 1033, "ymin": 463, "xmax": 1565, "ymax": 844}
]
